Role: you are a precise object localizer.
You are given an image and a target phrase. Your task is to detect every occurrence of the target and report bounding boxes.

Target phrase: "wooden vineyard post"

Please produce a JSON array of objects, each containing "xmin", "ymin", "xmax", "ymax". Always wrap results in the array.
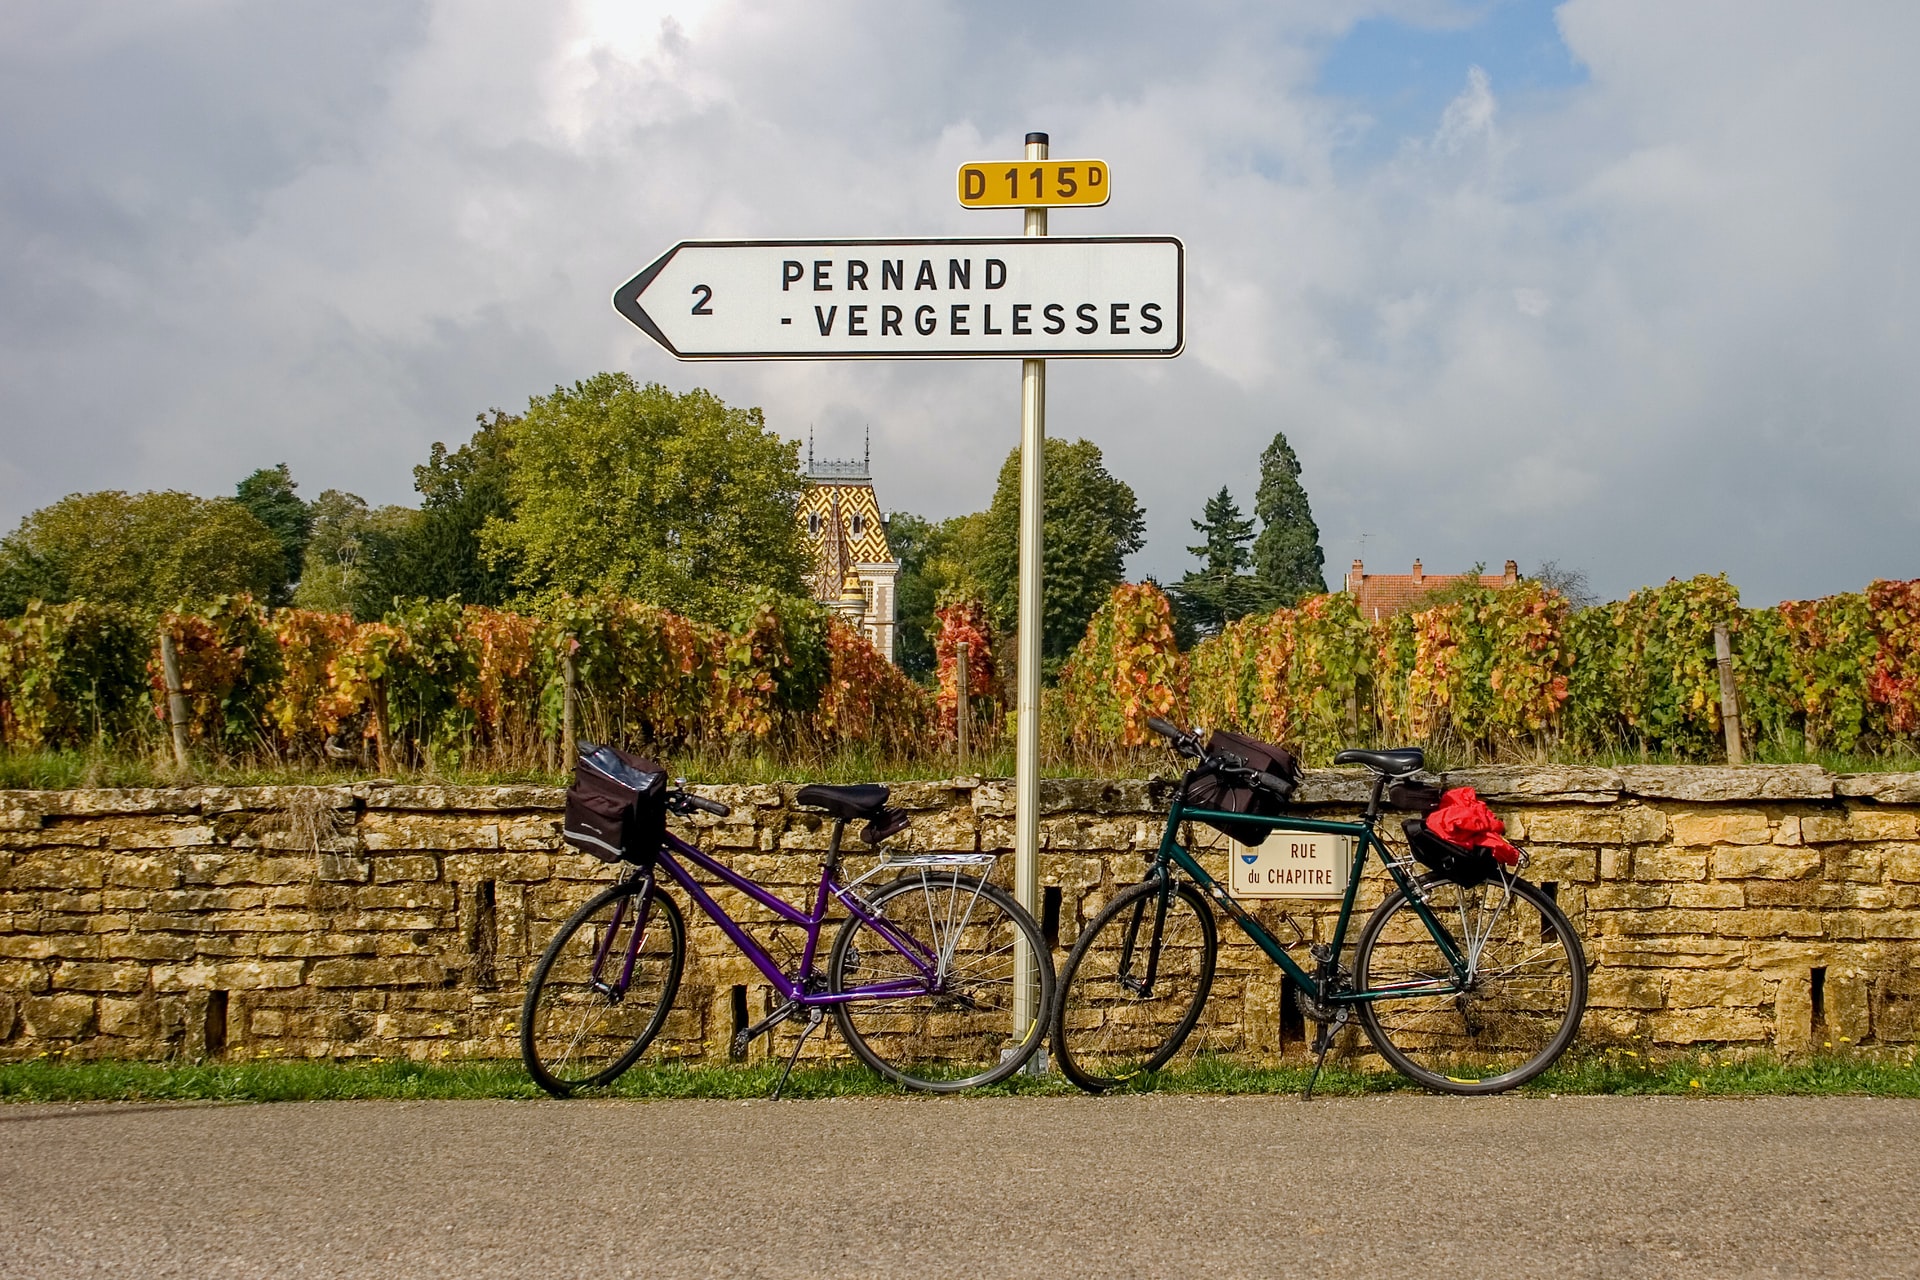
[
  {"xmin": 1714, "ymin": 623, "xmax": 1745, "ymax": 765},
  {"xmin": 371, "ymin": 678, "xmax": 393, "ymax": 775},
  {"xmin": 956, "ymin": 640, "xmax": 971, "ymax": 773},
  {"xmin": 157, "ymin": 626, "xmax": 191, "ymax": 772},
  {"xmin": 561, "ymin": 643, "xmax": 578, "ymax": 767}
]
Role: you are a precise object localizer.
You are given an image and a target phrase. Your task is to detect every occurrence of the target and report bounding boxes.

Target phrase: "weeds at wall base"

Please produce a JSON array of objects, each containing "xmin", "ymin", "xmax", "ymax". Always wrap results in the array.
[{"xmin": 3, "ymin": 1050, "xmax": 1916, "ymax": 1104}]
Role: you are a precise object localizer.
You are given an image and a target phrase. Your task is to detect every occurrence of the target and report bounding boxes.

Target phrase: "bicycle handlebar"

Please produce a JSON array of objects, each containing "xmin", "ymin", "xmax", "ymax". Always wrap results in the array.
[{"xmin": 671, "ymin": 791, "xmax": 732, "ymax": 818}]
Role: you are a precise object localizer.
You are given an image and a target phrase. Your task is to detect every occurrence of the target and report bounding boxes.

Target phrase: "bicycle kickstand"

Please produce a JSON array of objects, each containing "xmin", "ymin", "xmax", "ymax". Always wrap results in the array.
[
  {"xmin": 770, "ymin": 1006, "xmax": 826, "ymax": 1101},
  {"xmin": 1302, "ymin": 1022, "xmax": 1336, "ymax": 1102}
]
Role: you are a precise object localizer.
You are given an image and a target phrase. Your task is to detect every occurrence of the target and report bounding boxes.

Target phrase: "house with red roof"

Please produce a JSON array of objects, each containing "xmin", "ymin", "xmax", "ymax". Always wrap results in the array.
[{"xmin": 1345, "ymin": 559, "xmax": 1520, "ymax": 620}]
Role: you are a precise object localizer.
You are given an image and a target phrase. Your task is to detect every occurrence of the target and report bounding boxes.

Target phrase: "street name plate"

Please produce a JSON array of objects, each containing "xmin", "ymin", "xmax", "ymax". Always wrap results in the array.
[
  {"xmin": 957, "ymin": 160, "xmax": 1111, "ymax": 208},
  {"xmin": 1227, "ymin": 834, "xmax": 1352, "ymax": 901},
  {"xmin": 612, "ymin": 236, "xmax": 1182, "ymax": 360}
]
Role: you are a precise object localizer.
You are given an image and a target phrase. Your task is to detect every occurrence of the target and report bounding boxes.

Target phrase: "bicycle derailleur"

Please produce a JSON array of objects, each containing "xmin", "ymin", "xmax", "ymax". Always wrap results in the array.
[{"xmin": 1297, "ymin": 943, "xmax": 1352, "ymax": 1050}]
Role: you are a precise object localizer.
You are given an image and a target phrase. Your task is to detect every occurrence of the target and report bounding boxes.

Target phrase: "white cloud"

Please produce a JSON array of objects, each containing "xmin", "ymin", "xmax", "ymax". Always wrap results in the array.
[{"xmin": 1, "ymin": 0, "xmax": 1916, "ymax": 607}]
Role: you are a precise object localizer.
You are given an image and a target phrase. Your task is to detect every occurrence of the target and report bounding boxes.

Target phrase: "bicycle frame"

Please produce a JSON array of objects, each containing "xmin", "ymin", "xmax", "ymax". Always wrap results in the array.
[
  {"xmin": 1154, "ymin": 795, "xmax": 1475, "ymax": 1005},
  {"xmin": 600, "ymin": 828, "xmax": 952, "ymax": 1007}
]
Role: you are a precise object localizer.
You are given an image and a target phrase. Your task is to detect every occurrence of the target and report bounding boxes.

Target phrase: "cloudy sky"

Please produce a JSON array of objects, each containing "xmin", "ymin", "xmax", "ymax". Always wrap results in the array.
[{"xmin": 3, "ymin": 0, "xmax": 1915, "ymax": 606}]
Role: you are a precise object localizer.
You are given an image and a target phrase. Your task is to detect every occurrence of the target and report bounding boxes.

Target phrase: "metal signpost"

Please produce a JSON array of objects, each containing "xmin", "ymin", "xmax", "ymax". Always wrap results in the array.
[{"xmin": 614, "ymin": 132, "xmax": 1183, "ymax": 1061}]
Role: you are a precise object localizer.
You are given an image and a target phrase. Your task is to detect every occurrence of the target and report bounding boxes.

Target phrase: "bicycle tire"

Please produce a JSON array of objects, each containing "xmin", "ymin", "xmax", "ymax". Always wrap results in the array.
[
  {"xmin": 1354, "ymin": 872, "xmax": 1586, "ymax": 1095},
  {"xmin": 521, "ymin": 881, "xmax": 685, "ymax": 1097},
  {"xmin": 828, "ymin": 872, "xmax": 1054, "ymax": 1092},
  {"xmin": 1050, "ymin": 878, "xmax": 1217, "ymax": 1093}
]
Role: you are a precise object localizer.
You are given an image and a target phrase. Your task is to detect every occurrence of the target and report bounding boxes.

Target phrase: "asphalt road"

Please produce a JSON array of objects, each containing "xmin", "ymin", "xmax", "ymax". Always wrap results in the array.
[{"xmin": 3, "ymin": 1095, "xmax": 1917, "ymax": 1278}]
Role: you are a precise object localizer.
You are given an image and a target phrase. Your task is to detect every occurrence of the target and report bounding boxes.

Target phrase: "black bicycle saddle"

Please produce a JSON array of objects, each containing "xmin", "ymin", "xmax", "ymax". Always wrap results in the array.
[
  {"xmin": 794, "ymin": 784, "xmax": 890, "ymax": 820},
  {"xmin": 1332, "ymin": 747, "xmax": 1426, "ymax": 777}
]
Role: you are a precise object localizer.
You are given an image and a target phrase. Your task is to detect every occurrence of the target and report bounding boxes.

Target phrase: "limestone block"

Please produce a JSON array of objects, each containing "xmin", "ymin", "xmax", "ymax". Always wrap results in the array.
[
  {"xmin": 106, "ymin": 856, "xmax": 182, "ymax": 889},
  {"xmin": 1710, "ymin": 846, "xmax": 1823, "ymax": 880},
  {"xmin": 1888, "ymin": 845, "xmax": 1920, "ymax": 882},
  {"xmin": 1667, "ymin": 969, "xmax": 1774, "ymax": 1009},
  {"xmin": 361, "ymin": 815, "xmax": 500, "ymax": 852},
  {"xmin": 1746, "ymin": 882, "xmax": 1890, "ymax": 910},
  {"xmin": 153, "ymin": 960, "xmax": 305, "ymax": 991},
  {"xmin": 97, "ymin": 997, "xmax": 156, "ymax": 1039},
  {"xmin": 1669, "ymin": 810, "xmax": 1771, "ymax": 847},
  {"xmin": 1826, "ymin": 971, "xmax": 1872, "ymax": 1042},
  {"xmin": 1599, "ymin": 846, "xmax": 1632, "ymax": 881},
  {"xmin": 1522, "ymin": 847, "xmax": 1597, "ymax": 883},
  {"xmin": 370, "ymin": 856, "xmax": 439, "ymax": 884},
  {"xmin": 1447, "ymin": 765, "xmax": 1623, "ymax": 802},
  {"xmin": 1834, "ymin": 772, "xmax": 1920, "ymax": 804},
  {"xmin": 1631, "ymin": 850, "xmax": 1708, "ymax": 882},
  {"xmin": 51, "ymin": 961, "xmax": 150, "ymax": 993},
  {"xmin": 1585, "ymin": 884, "xmax": 1670, "ymax": 911},
  {"xmin": 886, "ymin": 781, "xmax": 978, "ymax": 811},
  {"xmin": 106, "ymin": 822, "xmax": 217, "ymax": 851},
  {"xmin": 306, "ymin": 957, "xmax": 454, "ymax": 988},
  {"xmin": 1041, "ymin": 818, "xmax": 1133, "ymax": 853},
  {"xmin": 1668, "ymin": 884, "xmax": 1744, "ymax": 909},
  {"xmin": 1616, "ymin": 765, "xmax": 1832, "ymax": 802},
  {"xmin": 1774, "ymin": 971, "xmax": 1814, "ymax": 1053},
  {"xmin": 498, "ymin": 817, "xmax": 562, "ymax": 851},
  {"xmin": 1619, "ymin": 805, "xmax": 1669, "ymax": 843},
  {"xmin": 1, "ymin": 854, "xmax": 107, "ymax": 890},
  {"xmin": 97, "ymin": 933, "xmax": 194, "ymax": 962},
  {"xmin": 1587, "ymin": 970, "xmax": 1666, "ymax": 1010},
  {"xmin": 21, "ymin": 993, "xmax": 94, "ymax": 1038},
  {"xmin": 1525, "ymin": 810, "xmax": 1623, "ymax": 844},
  {"xmin": 181, "ymin": 854, "xmax": 315, "ymax": 887},
  {"xmin": 440, "ymin": 853, "xmax": 554, "ymax": 883},
  {"xmin": 1799, "ymin": 812, "xmax": 1851, "ymax": 844},
  {"xmin": 1649, "ymin": 1006, "xmax": 1772, "ymax": 1044},
  {"xmin": 1845, "ymin": 809, "xmax": 1920, "ymax": 841},
  {"xmin": 0, "ymin": 994, "xmax": 15, "ymax": 1039},
  {"xmin": 1823, "ymin": 846, "xmax": 1889, "ymax": 884},
  {"xmin": 1772, "ymin": 816, "xmax": 1804, "ymax": 847}
]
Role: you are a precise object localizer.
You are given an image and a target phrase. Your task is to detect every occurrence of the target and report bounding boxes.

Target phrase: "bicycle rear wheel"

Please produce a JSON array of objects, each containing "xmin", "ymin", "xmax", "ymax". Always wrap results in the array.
[
  {"xmin": 829, "ymin": 872, "xmax": 1054, "ymax": 1092},
  {"xmin": 521, "ymin": 880, "xmax": 685, "ymax": 1097},
  {"xmin": 1050, "ymin": 878, "xmax": 1217, "ymax": 1093},
  {"xmin": 1354, "ymin": 873, "xmax": 1586, "ymax": 1095}
]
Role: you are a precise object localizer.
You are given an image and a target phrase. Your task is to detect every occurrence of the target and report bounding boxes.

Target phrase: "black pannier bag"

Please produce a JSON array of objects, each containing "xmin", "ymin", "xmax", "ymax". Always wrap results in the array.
[
  {"xmin": 1181, "ymin": 729, "xmax": 1302, "ymax": 847},
  {"xmin": 563, "ymin": 742, "xmax": 668, "ymax": 865},
  {"xmin": 1387, "ymin": 780, "xmax": 1445, "ymax": 814},
  {"xmin": 1401, "ymin": 818, "xmax": 1499, "ymax": 887}
]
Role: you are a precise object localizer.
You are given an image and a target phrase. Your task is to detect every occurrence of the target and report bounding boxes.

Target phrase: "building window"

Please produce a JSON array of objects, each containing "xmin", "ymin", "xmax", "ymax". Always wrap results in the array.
[
  {"xmin": 850, "ymin": 513, "xmax": 864, "ymax": 537},
  {"xmin": 807, "ymin": 511, "xmax": 821, "ymax": 535}
]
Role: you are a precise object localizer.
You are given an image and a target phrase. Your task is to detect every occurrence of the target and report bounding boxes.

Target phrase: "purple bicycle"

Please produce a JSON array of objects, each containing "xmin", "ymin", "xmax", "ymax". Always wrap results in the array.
[{"xmin": 520, "ymin": 780, "xmax": 1054, "ymax": 1096}]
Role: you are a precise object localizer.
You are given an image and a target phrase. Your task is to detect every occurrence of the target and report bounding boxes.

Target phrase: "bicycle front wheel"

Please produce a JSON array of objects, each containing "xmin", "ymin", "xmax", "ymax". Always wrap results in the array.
[
  {"xmin": 829, "ymin": 872, "xmax": 1054, "ymax": 1092},
  {"xmin": 520, "ymin": 881, "xmax": 685, "ymax": 1097},
  {"xmin": 1354, "ymin": 873, "xmax": 1586, "ymax": 1095},
  {"xmin": 1050, "ymin": 878, "xmax": 1217, "ymax": 1093}
]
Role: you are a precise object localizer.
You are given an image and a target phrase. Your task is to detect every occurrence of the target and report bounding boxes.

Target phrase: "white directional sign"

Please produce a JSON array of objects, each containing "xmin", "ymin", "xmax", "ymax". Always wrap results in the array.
[{"xmin": 613, "ymin": 236, "xmax": 1183, "ymax": 360}]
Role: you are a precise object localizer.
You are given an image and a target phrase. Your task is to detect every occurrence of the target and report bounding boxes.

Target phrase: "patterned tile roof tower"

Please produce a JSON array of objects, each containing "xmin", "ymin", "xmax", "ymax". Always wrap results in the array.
[{"xmin": 796, "ymin": 430, "xmax": 901, "ymax": 663}]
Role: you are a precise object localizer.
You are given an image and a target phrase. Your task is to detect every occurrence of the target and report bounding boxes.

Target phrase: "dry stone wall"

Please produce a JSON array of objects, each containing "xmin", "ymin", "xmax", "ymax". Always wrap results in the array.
[{"xmin": 2, "ymin": 766, "xmax": 1917, "ymax": 1066}]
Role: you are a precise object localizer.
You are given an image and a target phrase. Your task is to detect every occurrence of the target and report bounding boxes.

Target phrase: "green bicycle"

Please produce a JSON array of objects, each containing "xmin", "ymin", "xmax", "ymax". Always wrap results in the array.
[{"xmin": 1050, "ymin": 718, "xmax": 1587, "ymax": 1096}]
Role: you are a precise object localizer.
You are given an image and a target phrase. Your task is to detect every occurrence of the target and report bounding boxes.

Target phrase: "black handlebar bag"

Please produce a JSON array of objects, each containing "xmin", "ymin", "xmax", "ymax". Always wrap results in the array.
[
  {"xmin": 563, "ymin": 743, "xmax": 668, "ymax": 865},
  {"xmin": 1181, "ymin": 730, "xmax": 1302, "ymax": 847}
]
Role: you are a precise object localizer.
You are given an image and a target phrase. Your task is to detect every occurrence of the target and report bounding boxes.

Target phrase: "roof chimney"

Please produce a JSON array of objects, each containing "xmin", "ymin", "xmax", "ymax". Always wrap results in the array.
[
  {"xmin": 1503, "ymin": 559, "xmax": 1519, "ymax": 586},
  {"xmin": 1348, "ymin": 559, "xmax": 1364, "ymax": 592},
  {"xmin": 1412, "ymin": 559, "xmax": 1423, "ymax": 582}
]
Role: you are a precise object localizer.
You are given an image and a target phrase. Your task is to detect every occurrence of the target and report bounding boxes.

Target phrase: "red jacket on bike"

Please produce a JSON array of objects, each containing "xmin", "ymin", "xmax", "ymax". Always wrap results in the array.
[{"xmin": 1426, "ymin": 788, "xmax": 1521, "ymax": 867}]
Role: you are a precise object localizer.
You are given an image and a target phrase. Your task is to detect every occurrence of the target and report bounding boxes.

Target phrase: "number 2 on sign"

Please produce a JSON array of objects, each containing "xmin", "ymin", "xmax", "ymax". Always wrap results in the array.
[{"xmin": 690, "ymin": 284, "xmax": 713, "ymax": 315}]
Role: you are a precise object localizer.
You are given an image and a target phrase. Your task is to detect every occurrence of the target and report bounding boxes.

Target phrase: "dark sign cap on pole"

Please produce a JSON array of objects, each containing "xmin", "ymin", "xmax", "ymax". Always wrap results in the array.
[{"xmin": 1026, "ymin": 131, "xmax": 1048, "ymax": 145}]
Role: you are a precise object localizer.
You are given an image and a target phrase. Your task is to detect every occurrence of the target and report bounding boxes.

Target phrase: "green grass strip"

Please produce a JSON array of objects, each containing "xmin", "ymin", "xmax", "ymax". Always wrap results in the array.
[{"xmin": 4, "ymin": 1048, "xmax": 1918, "ymax": 1104}]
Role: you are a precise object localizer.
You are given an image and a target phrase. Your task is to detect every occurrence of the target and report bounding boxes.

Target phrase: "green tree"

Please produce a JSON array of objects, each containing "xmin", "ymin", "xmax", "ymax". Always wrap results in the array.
[
  {"xmin": 1169, "ymin": 486, "xmax": 1273, "ymax": 637},
  {"xmin": 390, "ymin": 409, "xmax": 520, "ymax": 606},
  {"xmin": 483, "ymin": 375, "xmax": 809, "ymax": 621},
  {"xmin": 0, "ymin": 490, "xmax": 283, "ymax": 617},
  {"xmin": 292, "ymin": 490, "xmax": 421, "ymax": 619},
  {"xmin": 233, "ymin": 463, "xmax": 312, "ymax": 605},
  {"xmin": 1251, "ymin": 431, "xmax": 1327, "ymax": 603},
  {"xmin": 978, "ymin": 438, "xmax": 1146, "ymax": 672}
]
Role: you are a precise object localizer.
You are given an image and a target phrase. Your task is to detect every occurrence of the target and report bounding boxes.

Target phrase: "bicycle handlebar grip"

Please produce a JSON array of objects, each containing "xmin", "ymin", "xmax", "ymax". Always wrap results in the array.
[
  {"xmin": 685, "ymin": 794, "xmax": 732, "ymax": 818},
  {"xmin": 1146, "ymin": 716, "xmax": 1183, "ymax": 741}
]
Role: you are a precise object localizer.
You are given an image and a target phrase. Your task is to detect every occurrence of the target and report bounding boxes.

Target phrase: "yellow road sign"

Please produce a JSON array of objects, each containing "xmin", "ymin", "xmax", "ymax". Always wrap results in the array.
[{"xmin": 957, "ymin": 160, "xmax": 1110, "ymax": 209}]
